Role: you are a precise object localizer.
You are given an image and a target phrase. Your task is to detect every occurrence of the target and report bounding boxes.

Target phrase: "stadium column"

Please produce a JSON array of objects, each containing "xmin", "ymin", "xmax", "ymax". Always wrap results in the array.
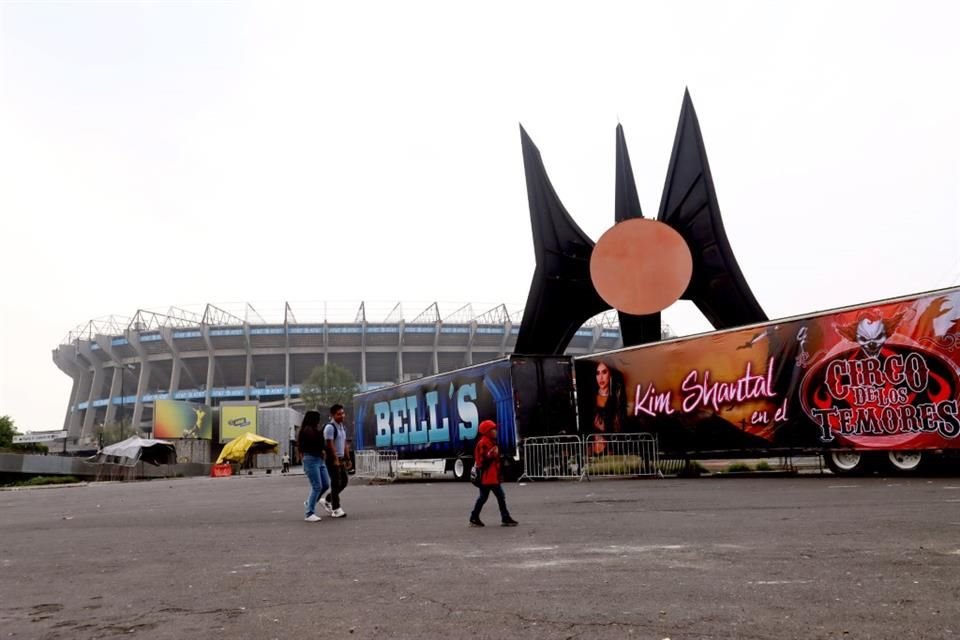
[
  {"xmin": 203, "ymin": 325, "xmax": 215, "ymax": 408},
  {"xmin": 396, "ymin": 319, "xmax": 404, "ymax": 382},
  {"xmin": 53, "ymin": 347, "xmax": 89, "ymax": 441},
  {"xmin": 161, "ymin": 328, "xmax": 182, "ymax": 401},
  {"xmin": 432, "ymin": 321, "xmax": 440, "ymax": 375},
  {"xmin": 589, "ymin": 326, "xmax": 601, "ymax": 353},
  {"xmin": 465, "ymin": 320, "xmax": 476, "ymax": 367},
  {"xmin": 79, "ymin": 341, "xmax": 105, "ymax": 444},
  {"xmin": 64, "ymin": 375, "xmax": 83, "ymax": 438},
  {"xmin": 323, "ymin": 318, "xmax": 329, "ymax": 367},
  {"xmin": 284, "ymin": 322, "xmax": 290, "ymax": 408},
  {"xmin": 361, "ymin": 318, "xmax": 368, "ymax": 389},
  {"xmin": 499, "ymin": 320, "xmax": 511, "ymax": 357},
  {"xmin": 244, "ymin": 322, "xmax": 252, "ymax": 401},
  {"xmin": 103, "ymin": 366, "xmax": 121, "ymax": 426},
  {"xmin": 127, "ymin": 332, "xmax": 151, "ymax": 430},
  {"xmin": 93, "ymin": 334, "xmax": 127, "ymax": 429}
]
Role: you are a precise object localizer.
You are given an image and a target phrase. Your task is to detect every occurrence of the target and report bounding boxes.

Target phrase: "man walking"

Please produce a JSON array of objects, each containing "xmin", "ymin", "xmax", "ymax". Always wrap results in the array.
[{"xmin": 320, "ymin": 404, "xmax": 349, "ymax": 518}]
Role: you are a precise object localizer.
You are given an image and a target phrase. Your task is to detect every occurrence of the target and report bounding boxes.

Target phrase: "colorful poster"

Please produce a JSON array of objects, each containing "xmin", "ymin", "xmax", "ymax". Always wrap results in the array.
[
  {"xmin": 575, "ymin": 288, "xmax": 960, "ymax": 455},
  {"xmin": 154, "ymin": 399, "xmax": 213, "ymax": 440},
  {"xmin": 354, "ymin": 359, "xmax": 515, "ymax": 456},
  {"xmin": 220, "ymin": 403, "xmax": 258, "ymax": 443}
]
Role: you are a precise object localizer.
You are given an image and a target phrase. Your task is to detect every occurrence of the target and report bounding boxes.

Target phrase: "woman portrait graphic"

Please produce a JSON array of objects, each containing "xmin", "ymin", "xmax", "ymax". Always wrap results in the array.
[{"xmin": 591, "ymin": 361, "xmax": 627, "ymax": 455}]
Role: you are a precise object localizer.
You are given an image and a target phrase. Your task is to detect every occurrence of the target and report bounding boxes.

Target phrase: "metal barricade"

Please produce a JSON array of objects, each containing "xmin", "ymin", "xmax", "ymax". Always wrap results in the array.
[
  {"xmin": 354, "ymin": 450, "xmax": 398, "ymax": 482},
  {"xmin": 519, "ymin": 435, "xmax": 586, "ymax": 481},
  {"xmin": 583, "ymin": 433, "xmax": 660, "ymax": 478}
]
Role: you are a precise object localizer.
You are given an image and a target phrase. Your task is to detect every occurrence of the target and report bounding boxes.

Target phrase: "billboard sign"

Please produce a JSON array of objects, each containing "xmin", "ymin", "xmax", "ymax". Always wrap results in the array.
[
  {"xmin": 354, "ymin": 359, "xmax": 515, "ymax": 456},
  {"xmin": 13, "ymin": 431, "xmax": 68, "ymax": 444},
  {"xmin": 220, "ymin": 403, "xmax": 258, "ymax": 443},
  {"xmin": 575, "ymin": 288, "xmax": 960, "ymax": 454},
  {"xmin": 154, "ymin": 399, "xmax": 213, "ymax": 439}
]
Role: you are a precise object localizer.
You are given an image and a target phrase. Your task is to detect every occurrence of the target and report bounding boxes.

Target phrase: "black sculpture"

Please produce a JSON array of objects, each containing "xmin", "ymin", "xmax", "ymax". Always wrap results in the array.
[
  {"xmin": 614, "ymin": 123, "xmax": 664, "ymax": 346},
  {"xmin": 657, "ymin": 89, "xmax": 767, "ymax": 329},
  {"xmin": 514, "ymin": 126, "xmax": 609, "ymax": 355},
  {"xmin": 515, "ymin": 89, "xmax": 767, "ymax": 356}
]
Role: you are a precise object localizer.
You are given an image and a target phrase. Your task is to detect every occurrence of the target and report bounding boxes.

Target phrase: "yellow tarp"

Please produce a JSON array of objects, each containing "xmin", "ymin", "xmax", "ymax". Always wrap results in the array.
[{"xmin": 216, "ymin": 432, "xmax": 279, "ymax": 464}]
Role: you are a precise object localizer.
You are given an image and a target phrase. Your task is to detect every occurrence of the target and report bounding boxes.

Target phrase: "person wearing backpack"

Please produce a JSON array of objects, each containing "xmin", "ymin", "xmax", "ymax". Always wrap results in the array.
[
  {"xmin": 469, "ymin": 419, "xmax": 519, "ymax": 527},
  {"xmin": 318, "ymin": 404, "xmax": 349, "ymax": 518}
]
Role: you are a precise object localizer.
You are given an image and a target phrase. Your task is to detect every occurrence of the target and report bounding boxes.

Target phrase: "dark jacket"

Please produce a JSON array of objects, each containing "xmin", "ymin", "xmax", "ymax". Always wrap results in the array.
[
  {"xmin": 473, "ymin": 420, "xmax": 501, "ymax": 486},
  {"xmin": 298, "ymin": 424, "xmax": 327, "ymax": 458}
]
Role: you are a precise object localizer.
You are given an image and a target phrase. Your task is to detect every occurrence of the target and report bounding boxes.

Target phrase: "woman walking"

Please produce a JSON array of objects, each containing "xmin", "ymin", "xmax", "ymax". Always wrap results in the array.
[
  {"xmin": 469, "ymin": 419, "xmax": 519, "ymax": 527},
  {"xmin": 298, "ymin": 410, "xmax": 330, "ymax": 522}
]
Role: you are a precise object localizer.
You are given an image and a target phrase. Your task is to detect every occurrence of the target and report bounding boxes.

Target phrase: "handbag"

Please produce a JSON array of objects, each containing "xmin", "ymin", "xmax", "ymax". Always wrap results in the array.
[{"xmin": 470, "ymin": 460, "xmax": 484, "ymax": 487}]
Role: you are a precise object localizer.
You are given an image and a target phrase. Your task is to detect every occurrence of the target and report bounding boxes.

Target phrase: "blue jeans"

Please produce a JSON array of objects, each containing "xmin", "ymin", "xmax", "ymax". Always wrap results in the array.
[
  {"xmin": 471, "ymin": 484, "xmax": 511, "ymax": 522},
  {"xmin": 302, "ymin": 454, "xmax": 331, "ymax": 516}
]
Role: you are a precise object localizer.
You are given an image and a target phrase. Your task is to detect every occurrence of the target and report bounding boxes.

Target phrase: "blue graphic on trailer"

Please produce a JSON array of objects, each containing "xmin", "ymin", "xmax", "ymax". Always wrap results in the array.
[{"xmin": 354, "ymin": 359, "xmax": 514, "ymax": 456}]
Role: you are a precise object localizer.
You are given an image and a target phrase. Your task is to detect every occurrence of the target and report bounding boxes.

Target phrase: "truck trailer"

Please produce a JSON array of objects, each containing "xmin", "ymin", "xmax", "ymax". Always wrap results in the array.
[
  {"xmin": 575, "ymin": 285, "xmax": 960, "ymax": 475},
  {"xmin": 353, "ymin": 355, "xmax": 576, "ymax": 479}
]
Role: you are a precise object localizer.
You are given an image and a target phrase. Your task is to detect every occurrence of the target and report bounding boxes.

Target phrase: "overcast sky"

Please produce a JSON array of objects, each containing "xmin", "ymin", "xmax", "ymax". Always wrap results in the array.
[{"xmin": 1, "ymin": 1, "xmax": 958, "ymax": 432}]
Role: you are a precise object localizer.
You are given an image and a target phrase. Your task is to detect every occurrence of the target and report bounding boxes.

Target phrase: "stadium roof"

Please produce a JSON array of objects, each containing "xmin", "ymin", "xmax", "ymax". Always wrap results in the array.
[{"xmin": 61, "ymin": 301, "xmax": 623, "ymax": 345}]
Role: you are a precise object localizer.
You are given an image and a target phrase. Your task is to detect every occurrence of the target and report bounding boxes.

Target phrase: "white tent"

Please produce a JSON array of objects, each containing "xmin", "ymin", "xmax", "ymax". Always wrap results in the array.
[{"xmin": 89, "ymin": 436, "xmax": 177, "ymax": 467}]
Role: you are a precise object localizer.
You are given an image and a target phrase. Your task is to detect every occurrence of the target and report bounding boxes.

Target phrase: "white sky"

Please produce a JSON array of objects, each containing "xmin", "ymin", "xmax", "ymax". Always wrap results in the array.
[{"xmin": 1, "ymin": 1, "xmax": 958, "ymax": 432}]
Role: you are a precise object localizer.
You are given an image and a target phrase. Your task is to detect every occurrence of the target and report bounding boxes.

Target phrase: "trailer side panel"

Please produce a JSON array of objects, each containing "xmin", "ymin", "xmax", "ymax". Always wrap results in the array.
[
  {"xmin": 576, "ymin": 287, "xmax": 960, "ymax": 457},
  {"xmin": 354, "ymin": 358, "xmax": 516, "ymax": 460}
]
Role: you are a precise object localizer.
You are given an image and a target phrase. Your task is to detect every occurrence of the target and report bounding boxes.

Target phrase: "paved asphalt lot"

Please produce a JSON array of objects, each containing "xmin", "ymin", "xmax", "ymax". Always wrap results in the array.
[{"xmin": 1, "ymin": 472, "xmax": 959, "ymax": 640}]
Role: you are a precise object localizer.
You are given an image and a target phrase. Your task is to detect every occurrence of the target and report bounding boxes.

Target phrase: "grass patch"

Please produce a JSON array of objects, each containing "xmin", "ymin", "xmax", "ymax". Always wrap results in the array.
[
  {"xmin": 11, "ymin": 476, "xmax": 80, "ymax": 487},
  {"xmin": 585, "ymin": 455, "xmax": 647, "ymax": 475},
  {"xmin": 723, "ymin": 462, "xmax": 753, "ymax": 473},
  {"xmin": 755, "ymin": 460, "xmax": 772, "ymax": 471}
]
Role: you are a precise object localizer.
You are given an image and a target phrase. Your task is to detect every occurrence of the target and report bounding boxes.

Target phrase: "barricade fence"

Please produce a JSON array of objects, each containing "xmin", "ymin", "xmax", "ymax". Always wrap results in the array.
[
  {"xmin": 518, "ymin": 435, "xmax": 586, "ymax": 481},
  {"xmin": 354, "ymin": 450, "xmax": 398, "ymax": 482},
  {"xmin": 519, "ymin": 433, "xmax": 660, "ymax": 481},
  {"xmin": 582, "ymin": 433, "xmax": 660, "ymax": 479}
]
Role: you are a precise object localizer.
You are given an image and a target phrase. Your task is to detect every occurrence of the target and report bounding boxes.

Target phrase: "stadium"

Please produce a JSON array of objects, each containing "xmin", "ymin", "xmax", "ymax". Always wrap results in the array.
[{"xmin": 53, "ymin": 301, "xmax": 630, "ymax": 445}]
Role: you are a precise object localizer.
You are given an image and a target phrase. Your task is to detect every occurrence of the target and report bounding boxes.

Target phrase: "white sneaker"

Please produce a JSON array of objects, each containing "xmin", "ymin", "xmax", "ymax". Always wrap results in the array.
[
  {"xmin": 304, "ymin": 513, "xmax": 322, "ymax": 522},
  {"xmin": 319, "ymin": 499, "xmax": 333, "ymax": 514},
  {"xmin": 331, "ymin": 508, "xmax": 346, "ymax": 518}
]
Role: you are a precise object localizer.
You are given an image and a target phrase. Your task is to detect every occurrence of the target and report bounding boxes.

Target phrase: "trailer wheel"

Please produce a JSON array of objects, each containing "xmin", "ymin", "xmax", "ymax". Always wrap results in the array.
[
  {"xmin": 452, "ymin": 457, "xmax": 470, "ymax": 481},
  {"xmin": 886, "ymin": 450, "xmax": 924, "ymax": 473},
  {"xmin": 824, "ymin": 451, "xmax": 866, "ymax": 475}
]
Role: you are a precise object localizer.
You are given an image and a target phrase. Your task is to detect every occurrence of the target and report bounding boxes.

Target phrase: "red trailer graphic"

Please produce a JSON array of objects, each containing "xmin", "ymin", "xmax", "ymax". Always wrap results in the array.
[{"xmin": 575, "ymin": 286, "xmax": 960, "ymax": 474}]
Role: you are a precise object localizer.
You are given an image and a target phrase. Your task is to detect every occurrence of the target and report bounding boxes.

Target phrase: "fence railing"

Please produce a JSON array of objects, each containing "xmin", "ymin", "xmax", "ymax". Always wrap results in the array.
[
  {"xmin": 354, "ymin": 450, "xmax": 398, "ymax": 482},
  {"xmin": 357, "ymin": 434, "xmax": 660, "ymax": 483},
  {"xmin": 519, "ymin": 433, "xmax": 660, "ymax": 481},
  {"xmin": 518, "ymin": 435, "xmax": 586, "ymax": 481},
  {"xmin": 582, "ymin": 433, "xmax": 660, "ymax": 479}
]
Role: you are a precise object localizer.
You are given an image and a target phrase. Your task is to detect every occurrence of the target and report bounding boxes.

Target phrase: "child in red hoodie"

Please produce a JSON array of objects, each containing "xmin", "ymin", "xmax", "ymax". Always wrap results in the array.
[{"xmin": 469, "ymin": 419, "xmax": 519, "ymax": 527}]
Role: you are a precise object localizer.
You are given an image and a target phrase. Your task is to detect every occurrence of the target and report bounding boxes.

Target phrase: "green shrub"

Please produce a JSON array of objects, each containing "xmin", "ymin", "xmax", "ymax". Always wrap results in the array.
[
  {"xmin": 724, "ymin": 462, "xmax": 752, "ymax": 473},
  {"xmin": 673, "ymin": 459, "xmax": 707, "ymax": 477},
  {"xmin": 585, "ymin": 455, "xmax": 643, "ymax": 475},
  {"xmin": 10, "ymin": 443, "xmax": 49, "ymax": 455},
  {"xmin": 755, "ymin": 460, "xmax": 772, "ymax": 471}
]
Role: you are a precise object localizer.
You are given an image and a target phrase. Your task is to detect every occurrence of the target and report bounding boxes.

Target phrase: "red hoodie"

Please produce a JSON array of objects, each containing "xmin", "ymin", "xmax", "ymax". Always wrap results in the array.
[{"xmin": 473, "ymin": 420, "xmax": 501, "ymax": 486}]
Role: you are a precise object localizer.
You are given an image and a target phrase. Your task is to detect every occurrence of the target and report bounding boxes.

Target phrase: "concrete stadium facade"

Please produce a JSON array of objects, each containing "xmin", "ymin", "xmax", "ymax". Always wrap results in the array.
[{"xmin": 53, "ymin": 302, "xmax": 627, "ymax": 445}]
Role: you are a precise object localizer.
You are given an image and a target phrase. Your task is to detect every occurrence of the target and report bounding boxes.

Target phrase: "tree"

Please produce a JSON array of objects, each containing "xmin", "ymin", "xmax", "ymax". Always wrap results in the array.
[
  {"xmin": 0, "ymin": 415, "xmax": 17, "ymax": 449},
  {"xmin": 97, "ymin": 422, "xmax": 127, "ymax": 447},
  {"xmin": 300, "ymin": 363, "xmax": 359, "ymax": 412}
]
